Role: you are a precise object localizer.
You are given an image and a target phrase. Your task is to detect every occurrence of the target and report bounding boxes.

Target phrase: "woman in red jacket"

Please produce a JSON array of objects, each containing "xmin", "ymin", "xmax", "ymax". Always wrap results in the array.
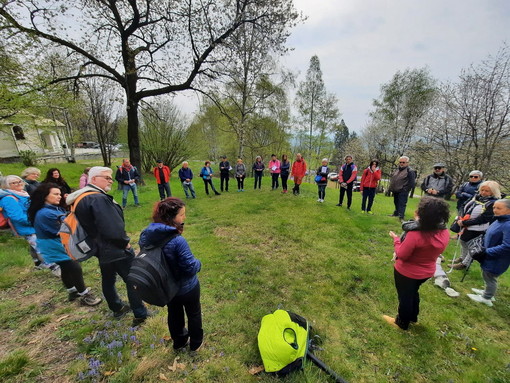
[
  {"xmin": 384, "ymin": 197, "xmax": 450, "ymax": 330},
  {"xmin": 360, "ymin": 160, "xmax": 381, "ymax": 214},
  {"xmin": 291, "ymin": 153, "xmax": 307, "ymax": 195}
]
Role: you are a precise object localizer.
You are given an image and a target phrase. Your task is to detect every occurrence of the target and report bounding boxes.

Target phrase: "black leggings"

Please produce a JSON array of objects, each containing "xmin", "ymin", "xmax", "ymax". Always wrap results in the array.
[
  {"xmin": 236, "ymin": 176, "xmax": 245, "ymax": 190},
  {"xmin": 271, "ymin": 173, "xmax": 280, "ymax": 189},
  {"xmin": 56, "ymin": 259, "xmax": 87, "ymax": 293},
  {"xmin": 394, "ymin": 268, "xmax": 428, "ymax": 330},
  {"xmin": 281, "ymin": 174, "xmax": 289, "ymax": 191}
]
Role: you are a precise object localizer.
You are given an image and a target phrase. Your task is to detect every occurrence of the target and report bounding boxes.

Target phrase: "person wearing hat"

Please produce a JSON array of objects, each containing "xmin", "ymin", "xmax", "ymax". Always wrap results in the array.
[
  {"xmin": 153, "ymin": 160, "xmax": 171, "ymax": 201},
  {"xmin": 420, "ymin": 163, "xmax": 453, "ymax": 199}
]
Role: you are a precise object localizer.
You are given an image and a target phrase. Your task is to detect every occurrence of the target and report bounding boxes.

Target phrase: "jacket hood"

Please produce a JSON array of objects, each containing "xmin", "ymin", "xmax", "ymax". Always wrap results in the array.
[
  {"xmin": 66, "ymin": 185, "xmax": 105, "ymax": 205},
  {"xmin": 139, "ymin": 223, "xmax": 179, "ymax": 247}
]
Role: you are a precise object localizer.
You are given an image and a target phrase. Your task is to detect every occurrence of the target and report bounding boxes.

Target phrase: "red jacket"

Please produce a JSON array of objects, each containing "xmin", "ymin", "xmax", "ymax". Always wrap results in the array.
[
  {"xmin": 393, "ymin": 229, "xmax": 450, "ymax": 279},
  {"xmin": 360, "ymin": 167, "xmax": 381, "ymax": 191},
  {"xmin": 291, "ymin": 160, "xmax": 307, "ymax": 178},
  {"xmin": 153, "ymin": 165, "xmax": 171, "ymax": 184}
]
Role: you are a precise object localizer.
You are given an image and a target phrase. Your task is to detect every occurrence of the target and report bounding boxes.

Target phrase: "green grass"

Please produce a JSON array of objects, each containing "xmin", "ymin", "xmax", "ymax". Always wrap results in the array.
[{"xmin": 0, "ymin": 159, "xmax": 509, "ymax": 382}]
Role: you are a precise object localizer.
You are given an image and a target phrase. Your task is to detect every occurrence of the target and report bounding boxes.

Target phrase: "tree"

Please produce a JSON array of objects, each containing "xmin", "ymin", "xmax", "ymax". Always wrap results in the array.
[
  {"xmin": 139, "ymin": 100, "xmax": 192, "ymax": 173},
  {"xmin": 0, "ymin": 0, "xmax": 299, "ymax": 170},
  {"xmin": 294, "ymin": 55, "xmax": 339, "ymax": 165},
  {"xmin": 364, "ymin": 67, "xmax": 436, "ymax": 176}
]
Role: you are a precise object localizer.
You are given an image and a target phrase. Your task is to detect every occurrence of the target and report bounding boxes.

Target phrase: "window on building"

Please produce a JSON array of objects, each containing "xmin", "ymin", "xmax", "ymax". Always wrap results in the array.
[{"xmin": 12, "ymin": 126, "xmax": 26, "ymax": 140}]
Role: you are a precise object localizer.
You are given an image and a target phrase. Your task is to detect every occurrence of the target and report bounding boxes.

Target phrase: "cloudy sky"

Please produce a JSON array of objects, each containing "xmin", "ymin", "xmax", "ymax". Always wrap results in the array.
[{"xmin": 280, "ymin": 0, "xmax": 510, "ymax": 132}]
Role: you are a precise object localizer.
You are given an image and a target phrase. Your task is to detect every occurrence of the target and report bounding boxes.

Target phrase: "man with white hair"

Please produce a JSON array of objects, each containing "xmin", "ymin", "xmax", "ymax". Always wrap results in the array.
[
  {"xmin": 66, "ymin": 167, "xmax": 148, "ymax": 326},
  {"xmin": 388, "ymin": 156, "xmax": 416, "ymax": 221},
  {"xmin": 178, "ymin": 161, "xmax": 196, "ymax": 199}
]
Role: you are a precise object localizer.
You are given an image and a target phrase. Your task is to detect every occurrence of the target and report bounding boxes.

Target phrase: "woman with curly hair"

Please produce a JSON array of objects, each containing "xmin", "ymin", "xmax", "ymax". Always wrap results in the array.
[
  {"xmin": 42, "ymin": 168, "xmax": 72, "ymax": 207},
  {"xmin": 384, "ymin": 196, "xmax": 450, "ymax": 330}
]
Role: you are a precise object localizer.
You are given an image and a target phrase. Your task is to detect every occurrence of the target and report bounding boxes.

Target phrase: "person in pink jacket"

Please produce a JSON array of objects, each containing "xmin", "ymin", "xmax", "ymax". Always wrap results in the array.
[
  {"xmin": 384, "ymin": 197, "xmax": 450, "ymax": 330},
  {"xmin": 291, "ymin": 153, "xmax": 307, "ymax": 195},
  {"xmin": 268, "ymin": 154, "xmax": 281, "ymax": 191},
  {"xmin": 336, "ymin": 155, "xmax": 357, "ymax": 209},
  {"xmin": 360, "ymin": 160, "xmax": 381, "ymax": 214}
]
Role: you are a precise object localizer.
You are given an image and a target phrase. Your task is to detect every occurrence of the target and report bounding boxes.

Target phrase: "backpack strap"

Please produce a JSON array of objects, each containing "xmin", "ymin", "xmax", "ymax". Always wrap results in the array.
[{"xmin": 70, "ymin": 191, "xmax": 100, "ymax": 213}]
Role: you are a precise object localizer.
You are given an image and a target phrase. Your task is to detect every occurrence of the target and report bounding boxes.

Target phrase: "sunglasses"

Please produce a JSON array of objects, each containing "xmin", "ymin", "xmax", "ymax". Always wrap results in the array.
[
  {"xmin": 469, "ymin": 175, "xmax": 479, "ymax": 179},
  {"xmin": 399, "ymin": 161, "xmax": 407, "ymax": 164},
  {"xmin": 434, "ymin": 167, "xmax": 443, "ymax": 170}
]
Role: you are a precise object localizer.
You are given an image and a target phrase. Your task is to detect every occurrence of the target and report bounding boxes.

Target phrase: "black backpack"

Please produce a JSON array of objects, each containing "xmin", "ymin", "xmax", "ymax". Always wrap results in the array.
[{"xmin": 128, "ymin": 233, "xmax": 180, "ymax": 307}]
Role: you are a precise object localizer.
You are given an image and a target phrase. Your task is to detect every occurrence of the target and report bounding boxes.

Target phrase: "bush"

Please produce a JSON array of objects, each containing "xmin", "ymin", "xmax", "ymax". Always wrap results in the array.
[{"xmin": 18, "ymin": 150, "xmax": 37, "ymax": 166}]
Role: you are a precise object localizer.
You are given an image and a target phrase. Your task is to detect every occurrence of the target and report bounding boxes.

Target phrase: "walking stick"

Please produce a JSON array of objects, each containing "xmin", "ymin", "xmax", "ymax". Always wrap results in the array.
[{"xmin": 447, "ymin": 234, "xmax": 461, "ymax": 274}]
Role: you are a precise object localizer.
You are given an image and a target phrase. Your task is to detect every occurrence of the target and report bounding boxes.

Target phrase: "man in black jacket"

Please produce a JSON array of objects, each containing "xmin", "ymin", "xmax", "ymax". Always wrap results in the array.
[
  {"xmin": 67, "ymin": 166, "xmax": 148, "ymax": 326},
  {"xmin": 421, "ymin": 163, "xmax": 454, "ymax": 199}
]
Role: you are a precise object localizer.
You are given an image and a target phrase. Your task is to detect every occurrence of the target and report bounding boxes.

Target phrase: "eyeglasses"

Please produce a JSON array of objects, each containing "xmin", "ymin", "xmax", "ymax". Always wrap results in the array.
[
  {"xmin": 434, "ymin": 167, "xmax": 443, "ymax": 170},
  {"xmin": 95, "ymin": 175, "xmax": 113, "ymax": 181},
  {"xmin": 9, "ymin": 181, "xmax": 23, "ymax": 185},
  {"xmin": 469, "ymin": 175, "xmax": 479, "ymax": 179}
]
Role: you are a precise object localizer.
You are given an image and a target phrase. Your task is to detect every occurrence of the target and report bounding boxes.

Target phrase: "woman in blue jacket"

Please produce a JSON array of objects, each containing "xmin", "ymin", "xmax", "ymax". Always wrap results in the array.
[
  {"xmin": 139, "ymin": 197, "xmax": 203, "ymax": 351},
  {"xmin": 199, "ymin": 161, "xmax": 220, "ymax": 196},
  {"xmin": 27, "ymin": 183, "xmax": 101, "ymax": 306},
  {"xmin": 467, "ymin": 199, "xmax": 510, "ymax": 307},
  {"xmin": 0, "ymin": 175, "xmax": 60, "ymax": 276}
]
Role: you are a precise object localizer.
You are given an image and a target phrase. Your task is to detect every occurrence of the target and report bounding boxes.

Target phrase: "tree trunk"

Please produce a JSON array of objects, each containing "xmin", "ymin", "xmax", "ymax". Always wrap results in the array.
[{"xmin": 126, "ymin": 96, "xmax": 142, "ymax": 172}]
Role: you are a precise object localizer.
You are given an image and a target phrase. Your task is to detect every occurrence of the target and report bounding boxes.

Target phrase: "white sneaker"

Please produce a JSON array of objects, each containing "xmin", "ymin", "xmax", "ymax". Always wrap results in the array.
[
  {"xmin": 467, "ymin": 293, "xmax": 493, "ymax": 307},
  {"xmin": 320, "ymin": 199, "xmax": 324, "ymax": 203},
  {"xmin": 317, "ymin": 198, "xmax": 321, "ymax": 202},
  {"xmin": 444, "ymin": 287, "xmax": 460, "ymax": 297},
  {"xmin": 471, "ymin": 288, "xmax": 495, "ymax": 301}
]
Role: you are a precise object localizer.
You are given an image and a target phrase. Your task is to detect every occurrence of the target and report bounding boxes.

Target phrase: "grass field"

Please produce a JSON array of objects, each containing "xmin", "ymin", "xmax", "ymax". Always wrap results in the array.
[{"xmin": 0, "ymin": 160, "xmax": 509, "ymax": 383}]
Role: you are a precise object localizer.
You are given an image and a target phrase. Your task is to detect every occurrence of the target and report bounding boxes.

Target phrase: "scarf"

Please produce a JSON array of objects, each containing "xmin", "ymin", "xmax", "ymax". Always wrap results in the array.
[{"xmin": 6, "ymin": 189, "xmax": 29, "ymax": 198}]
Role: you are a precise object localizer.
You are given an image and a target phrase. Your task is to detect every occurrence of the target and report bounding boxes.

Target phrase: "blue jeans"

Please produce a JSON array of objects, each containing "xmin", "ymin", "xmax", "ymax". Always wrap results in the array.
[
  {"xmin": 393, "ymin": 191, "xmax": 409, "ymax": 218},
  {"xmin": 182, "ymin": 182, "xmax": 196, "ymax": 198},
  {"xmin": 361, "ymin": 188, "xmax": 376, "ymax": 212},
  {"xmin": 122, "ymin": 183, "xmax": 139, "ymax": 207},
  {"xmin": 99, "ymin": 255, "xmax": 147, "ymax": 319}
]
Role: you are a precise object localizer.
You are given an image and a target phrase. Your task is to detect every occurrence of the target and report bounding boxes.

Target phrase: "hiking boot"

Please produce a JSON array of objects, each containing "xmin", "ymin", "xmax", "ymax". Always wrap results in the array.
[
  {"xmin": 113, "ymin": 304, "xmax": 131, "ymax": 319},
  {"xmin": 68, "ymin": 291, "xmax": 80, "ymax": 302},
  {"xmin": 467, "ymin": 293, "xmax": 493, "ymax": 307},
  {"xmin": 80, "ymin": 291, "xmax": 102, "ymax": 306}
]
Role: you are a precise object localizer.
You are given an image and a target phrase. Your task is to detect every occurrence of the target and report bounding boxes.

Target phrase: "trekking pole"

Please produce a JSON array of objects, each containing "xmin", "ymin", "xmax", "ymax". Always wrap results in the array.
[
  {"xmin": 306, "ymin": 350, "xmax": 349, "ymax": 383},
  {"xmin": 446, "ymin": 235, "xmax": 461, "ymax": 274},
  {"xmin": 460, "ymin": 260, "xmax": 472, "ymax": 282}
]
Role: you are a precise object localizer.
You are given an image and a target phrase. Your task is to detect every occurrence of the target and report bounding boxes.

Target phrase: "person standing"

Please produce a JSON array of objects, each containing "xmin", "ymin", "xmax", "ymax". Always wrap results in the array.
[
  {"xmin": 360, "ymin": 160, "xmax": 382, "ymax": 214},
  {"xmin": 291, "ymin": 153, "xmax": 307, "ymax": 195},
  {"xmin": 280, "ymin": 154, "xmax": 291, "ymax": 194},
  {"xmin": 421, "ymin": 163, "xmax": 454, "ymax": 199},
  {"xmin": 139, "ymin": 198, "xmax": 203, "ymax": 351},
  {"xmin": 384, "ymin": 197, "xmax": 450, "ymax": 330},
  {"xmin": 67, "ymin": 167, "xmax": 149, "ymax": 326},
  {"xmin": 115, "ymin": 159, "xmax": 141, "ymax": 208},
  {"xmin": 200, "ymin": 161, "xmax": 220, "ymax": 196},
  {"xmin": 219, "ymin": 156, "xmax": 230, "ymax": 192},
  {"xmin": 79, "ymin": 167, "xmax": 91, "ymax": 189},
  {"xmin": 315, "ymin": 158, "xmax": 330, "ymax": 203},
  {"xmin": 153, "ymin": 160, "xmax": 172, "ymax": 201},
  {"xmin": 268, "ymin": 154, "xmax": 281, "ymax": 190},
  {"xmin": 178, "ymin": 161, "xmax": 196, "ymax": 199},
  {"xmin": 467, "ymin": 199, "xmax": 510, "ymax": 307},
  {"xmin": 28, "ymin": 183, "xmax": 101, "ymax": 306},
  {"xmin": 455, "ymin": 170, "xmax": 483, "ymax": 215},
  {"xmin": 336, "ymin": 155, "xmax": 358, "ymax": 210},
  {"xmin": 388, "ymin": 156, "xmax": 416, "ymax": 221},
  {"xmin": 234, "ymin": 158, "xmax": 247, "ymax": 192},
  {"xmin": 252, "ymin": 156, "xmax": 265, "ymax": 190}
]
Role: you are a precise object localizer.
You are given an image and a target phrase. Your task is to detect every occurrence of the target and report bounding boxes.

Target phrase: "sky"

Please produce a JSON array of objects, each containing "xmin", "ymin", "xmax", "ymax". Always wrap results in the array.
[{"xmin": 175, "ymin": 0, "xmax": 510, "ymax": 133}]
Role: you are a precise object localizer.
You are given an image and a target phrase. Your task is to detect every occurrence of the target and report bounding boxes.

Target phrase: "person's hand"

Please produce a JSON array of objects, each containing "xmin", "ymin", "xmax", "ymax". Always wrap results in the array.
[
  {"xmin": 126, "ymin": 243, "xmax": 131, "ymax": 249},
  {"xmin": 458, "ymin": 220, "xmax": 464, "ymax": 227},
  {"xmin": 124, "ymin": 180, "xmax": 129, "ymax": 184},
  {"xmin": 389, "ymin": 231, "xmax": 399, "ymax": 239}
]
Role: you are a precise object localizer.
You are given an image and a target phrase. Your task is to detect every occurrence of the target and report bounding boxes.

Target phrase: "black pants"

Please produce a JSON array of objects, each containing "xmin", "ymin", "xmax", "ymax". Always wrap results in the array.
[
  {"xmin": 339, "ymin": 182, "xmax": 354, "ymax": 207},
  {"xmin": 292, "ymin": 183, "xmax": 301, "ymax": 194},
  {"xmin": 281, "ymin": 174, "xmax": 289, "ymax": 191},
  {"xmin": 157, "ymin": 182, "xmax": 171, "ymax": 200},
  {"xmin": 318, "ymin": 184, "xmax": 326, "ymax": 199},
  {"xmin": 271, "ymin": 173, "xmax": 280, "ymax": 189},
  {"xmin": 361, "ymin": 187, "xmax": 376, "ymax": 211},
  {"xmin": 254, "ymin": 173, "xmax": 262, "ymax": 189},
  {"xmin": 236, "ymin": 176, "xmax": 245, "ymax": 190},
  {"xmin": 393, "ymin": 191, "xmax": 409, "ymax": 218},
  {"xmin": 56, "ymin": 259, "xmax": 86, "ymax": 293},
  {"xmin": 203, "ymin": 178, "xmax": 219, "ymax": 195},
  {"xmin": 167, "ymin": 282, "xmax": 203, "ymax": 350},
  {"xmin": 220, "ymin": 173, "xmax": 229, "ymax": 192},
  {"xmin": 394, "ymin": 268, "xmax": 429, "ymax": 330}
]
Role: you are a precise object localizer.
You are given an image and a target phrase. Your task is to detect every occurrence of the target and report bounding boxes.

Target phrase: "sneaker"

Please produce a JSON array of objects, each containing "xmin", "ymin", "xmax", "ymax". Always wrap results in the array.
[
  {"xmin": 367, "ymin": 211, "xmax": 374, "ymax": 215},
  {"xmin": 190, "ymin": 340, "xmax": 204, "ymax": 353},
  {"xmin": 135, "ymin": 204, "xmax": 141, "ymax": 208},
  {"xmin": 80, "ymin": 291, "xmax": 102, "ymax": 306},
  {"xmin": 113, "ymin": 304, "xmax": 131, "ymax": 319},
  {"xmin": 317, "ymin": 198, "xmax": 321, "ymax": 202},
  {"xmin": 320, "ymin": 199, "xmax": 324, "ymax": 203},
  {"xmin": 132, "ymin": 310, "xmax": 154, "ymax": 327},
  {"xmin": 444, "ymin": 287, "xmax": 460, "ymax": 297},
  {"xmin": 467, "ymin": 293, "xmax": 493, "ymax": 307},
  {"xmin": 471, "ymin": 288, "xmax": 496, "ymax": 301},
  {"xmin": 50, "ymin": 264, "xmax": 61, "ymax": 277},
  {"xmin": 434, "ymin": 276, "xmax": 450, "ymax": 289},
  {"xmin": 336, "ymin": 204, "xmax": 342, "ymax": 207},
  {"xmin": 68, "ymin": 291, "xmax": 80, "ymax": 302},
  {"xmin": 173, "ymin": 338, "xmax": 190, "ymax": 351},
  {"xmin": 361, "ymin": 210, "xmax": 366, "ymax": 213}
]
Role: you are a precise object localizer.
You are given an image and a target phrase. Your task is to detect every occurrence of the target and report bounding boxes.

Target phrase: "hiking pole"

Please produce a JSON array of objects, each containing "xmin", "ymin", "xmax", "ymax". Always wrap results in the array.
[
  {"xmin": 460, "ymin": 260, "xmax": 472, "ymax": 282},
  {"xmin": 306, "ymin": 350, "xmax": 349, "ymax": 383},
  {"xmin": 447, "ymin": 235, "xmax": 461, "ymax": 274}
]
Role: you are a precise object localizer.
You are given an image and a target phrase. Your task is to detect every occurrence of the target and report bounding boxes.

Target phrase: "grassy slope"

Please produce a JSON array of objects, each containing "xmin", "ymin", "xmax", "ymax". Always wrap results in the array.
[{"xmin": 0, "ymin": 160, "xmax": 509, "ymax": 383}]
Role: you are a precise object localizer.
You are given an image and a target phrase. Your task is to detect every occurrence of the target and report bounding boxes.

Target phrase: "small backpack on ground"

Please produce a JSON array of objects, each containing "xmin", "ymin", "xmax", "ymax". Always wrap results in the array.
[
  {"xmin": 59, "ymin": 191, "xmax": 99, "ymax": 261},
  {"xmin": 127, "ymin": 232, "xmax": 180, "ymax": 307}
]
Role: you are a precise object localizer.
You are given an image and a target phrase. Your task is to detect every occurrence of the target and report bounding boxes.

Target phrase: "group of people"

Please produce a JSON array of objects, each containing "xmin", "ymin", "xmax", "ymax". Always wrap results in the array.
[{"xmin": 0, "ymin": 166, "xmax": 204, "ymax": 352}]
